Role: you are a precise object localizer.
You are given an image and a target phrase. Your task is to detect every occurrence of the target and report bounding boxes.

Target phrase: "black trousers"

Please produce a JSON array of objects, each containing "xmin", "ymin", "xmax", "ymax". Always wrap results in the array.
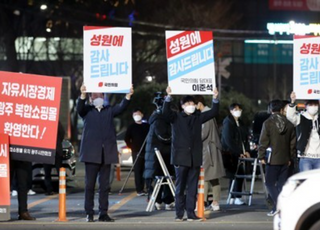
[
  {"xmin": 44, "ymin": 154, "xmax": 62, "ymax": 193},
  {"xmin": 132, "ymin": 152, "xmax": 145, "ymax": 193},
  {"xmin": 174, "ymin": 165, "xmax": 200, "ymax": 218},
  {"xmin": 10, "ymin": 160, "xmax": 32, "ymax": 213},
  {"xmin": 155, "ymin": 179, "xmax": 174, "ymax": 204},
  {"xmin": 84, "ymin": 162, "xmax": 111, "ymax": 215},
  {"xmin": 265, "ymin": 164, "xmax": 288, "ymax": 211}
]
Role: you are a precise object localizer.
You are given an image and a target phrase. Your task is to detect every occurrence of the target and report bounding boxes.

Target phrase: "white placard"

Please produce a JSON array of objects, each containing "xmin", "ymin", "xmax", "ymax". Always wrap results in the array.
[
  {"xmin": 294, "ymin": 35, "xmax": 320, "ymax": 99},
  {"xmin": 166, "ymin": 30, "xmax": 215, "ymax": 95},
  {"xmin": 83, "ymin": 26, "xmax": 132, "ymax": 93}
]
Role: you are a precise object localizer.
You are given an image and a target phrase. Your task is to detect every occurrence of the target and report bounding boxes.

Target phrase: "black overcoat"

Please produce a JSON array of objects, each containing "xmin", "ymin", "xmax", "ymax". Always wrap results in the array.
[
  {"xmin": 77, "ymin": 97, "xmax": 129, "ymax": 164},
  {"xmin": 162, "ymin": 99, "xmax": 219, "ymax": 167}
]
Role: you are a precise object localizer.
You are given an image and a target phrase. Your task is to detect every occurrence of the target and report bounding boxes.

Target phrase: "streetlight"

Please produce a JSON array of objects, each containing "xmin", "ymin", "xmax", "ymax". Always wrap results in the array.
[{"xmin": 40, "ymin": 4, "xmax": 47, "ymax": 10}]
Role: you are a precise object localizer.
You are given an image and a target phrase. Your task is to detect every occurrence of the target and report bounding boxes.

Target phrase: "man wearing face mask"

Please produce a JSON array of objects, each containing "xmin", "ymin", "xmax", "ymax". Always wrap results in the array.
[
  {"xmin": 125, "ymin": 108, "xmax": 150, "ymax": 196},
  {"xmin": 77, "ymin": 84, "xmax": 134, "ymax": 222},
  {"xmin": 258, "ymin": 100, "xmax": 296, "ymax": 216},
  {"xmin": 287, "ymin": 92, "xmax": 320, "ymax": 172},
  {"xmin": 162, "ymin": 86, "xmax": 219, "ymax": 222},
  {"xmin": 221, "ymin": 103, "xmax": 250, "ymax": 205}
]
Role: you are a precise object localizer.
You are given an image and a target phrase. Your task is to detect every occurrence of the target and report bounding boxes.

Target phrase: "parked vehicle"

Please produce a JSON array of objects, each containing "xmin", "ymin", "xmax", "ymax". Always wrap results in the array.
[
  {"xmin": 274, "ymin": 169, "xmax": 320, "ymax": 230},
  {"xmin": 117, "ymin": 130, "xmax": 133, "ymax": 167},
  {"xmin": 32, "ymin": 140, "xmax": 76, "ymax": 184}
]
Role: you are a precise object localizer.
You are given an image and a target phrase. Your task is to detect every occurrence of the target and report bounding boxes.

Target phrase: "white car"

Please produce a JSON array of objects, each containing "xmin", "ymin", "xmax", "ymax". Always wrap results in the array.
[
  {"xmin": 274, "ymin": 169, "xmax": 320, "ymax": 230},
  {"xmin": 116, "ymin": 130, "xmax": 133, "ymax": 167}
]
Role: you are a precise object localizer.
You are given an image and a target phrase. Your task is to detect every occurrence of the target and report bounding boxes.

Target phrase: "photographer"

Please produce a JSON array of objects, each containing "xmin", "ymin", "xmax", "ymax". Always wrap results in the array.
[{"xmin": 144, "ymin": 92, "xmax": 175, "ymax": 210}]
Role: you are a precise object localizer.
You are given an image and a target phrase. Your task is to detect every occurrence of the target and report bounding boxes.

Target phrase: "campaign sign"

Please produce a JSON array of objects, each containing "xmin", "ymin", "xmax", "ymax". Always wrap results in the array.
[
  {"xmin": 83, "ymin": 26, "xmax": 132, "ymax": 93},
  {"xmin": 0, "ymin": 134, "xmax": 10, "ymax": 221},
  {"xmin": 0, "ymin": 71, "xmax": 62, "ymax": 164},
  {"xmin": 166, "ymin": 31, "xmax": 215, "ymax": 95},
  {"xmin": 293, "ymin": 36, "xmax": 320, "ymax": 99}
]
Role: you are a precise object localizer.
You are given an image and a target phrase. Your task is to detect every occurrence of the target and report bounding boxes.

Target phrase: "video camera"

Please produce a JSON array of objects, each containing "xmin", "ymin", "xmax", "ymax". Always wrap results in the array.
[{"xmin": 152, "ymin": 92, "xmax": 164, "ymax": 109}]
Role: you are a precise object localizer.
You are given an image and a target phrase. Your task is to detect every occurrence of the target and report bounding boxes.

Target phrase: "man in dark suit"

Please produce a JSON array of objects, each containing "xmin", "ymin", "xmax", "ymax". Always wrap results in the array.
[
  {"xmin": 77, "ymin": 84, "xmax": 133, "ymax": 222},
  {"xmin": 162, "ymin": 86, "xmax": 219, "ymax": 222}
]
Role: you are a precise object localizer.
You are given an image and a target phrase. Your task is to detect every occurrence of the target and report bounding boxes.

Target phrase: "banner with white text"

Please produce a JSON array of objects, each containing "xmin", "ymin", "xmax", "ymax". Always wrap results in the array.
[
  {"xmin": 293, "ymin": 36, "xmax": 320, "ymax": 99},
  {"xmin": 0, "ymin": 71, "xmax": 62, "ymax": 164},
  {"xmin": 0, "ymin": 134, "xmax": 10, "ymax": 221},
  {"xmin": 166, "ymin": 31, "xmax": 215, "ymax": 95},
  {"xmin": 83, "ymin": 26, "xmax": 132, "ymax": 93}
]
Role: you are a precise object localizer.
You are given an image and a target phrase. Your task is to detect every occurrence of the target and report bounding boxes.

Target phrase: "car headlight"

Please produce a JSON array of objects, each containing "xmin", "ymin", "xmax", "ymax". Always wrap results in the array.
[{"xmin": 120, "ymin": 147, "xmax": 132, "ymax": 154}]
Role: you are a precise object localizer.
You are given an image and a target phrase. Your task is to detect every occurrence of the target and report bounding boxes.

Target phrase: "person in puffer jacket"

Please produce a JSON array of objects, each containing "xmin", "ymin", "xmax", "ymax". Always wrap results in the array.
[
  {"xmin": 287, "ymin": 91, "xmax": 320, "ymax": 172},
  {"xmin": 258, "ymin": 99, "xmax": 296, "ymax": 217}
]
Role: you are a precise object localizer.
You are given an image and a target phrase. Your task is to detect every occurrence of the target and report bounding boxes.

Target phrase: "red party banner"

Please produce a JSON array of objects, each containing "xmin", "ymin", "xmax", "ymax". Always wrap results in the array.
[
  {"xmin": 0, "ymin": 71, "xmax": 62, "ymax": 164},
  {"xmin": 0, "ymin": 134, "xmax": 10, "ymax": 221}
]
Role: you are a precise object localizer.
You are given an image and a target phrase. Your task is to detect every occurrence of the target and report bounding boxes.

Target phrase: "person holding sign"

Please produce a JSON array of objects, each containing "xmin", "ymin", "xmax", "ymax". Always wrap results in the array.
[
  {"xmin": 287, "ymin": 92, "xmax": 320, "ymax": 172},
  {"xmin": 162, "ymin": 86, "xmax": 219, "ymax": 222},
  {"xmin": 77, "ymin": 84, "xmax": 134, "ymax": 222}
]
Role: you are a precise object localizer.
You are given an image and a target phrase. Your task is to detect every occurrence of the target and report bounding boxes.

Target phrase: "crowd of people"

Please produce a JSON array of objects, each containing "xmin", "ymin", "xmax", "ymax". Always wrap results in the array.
[{"xmin": 10, "ymin": 85, "xmax": 320, "ymax": 222}]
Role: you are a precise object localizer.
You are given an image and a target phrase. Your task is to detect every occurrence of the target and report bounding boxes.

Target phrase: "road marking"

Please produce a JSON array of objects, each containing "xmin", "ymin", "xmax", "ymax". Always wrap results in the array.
[
  {"xmin": 28, "ymin": 194, "xmax": 59, "ymax": 209},
  {"xmin": 109, "ymin": 192, "xmax": 137, "ymax": 213},
  {"xmin": 0, "ymin": 221, "xmax": 272, "ymax": 225},
  {"xmin": 27, "ymin": 192, "xmax": 136, "ymax": 212}
]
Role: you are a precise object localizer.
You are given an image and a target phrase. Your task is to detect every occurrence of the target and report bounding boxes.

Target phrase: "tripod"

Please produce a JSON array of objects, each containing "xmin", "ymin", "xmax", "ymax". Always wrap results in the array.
[{"xmin": 118, "ymin": 136, "xmax": 147, "ymax": 195}]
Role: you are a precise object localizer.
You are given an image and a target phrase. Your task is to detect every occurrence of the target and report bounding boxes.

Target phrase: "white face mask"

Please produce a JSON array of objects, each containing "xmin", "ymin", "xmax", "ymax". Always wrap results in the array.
[
  {"xmin": 92, "ymin": 98, "xmax": 104, "ymax": 108},
  {"xmin": 232, "ymin": 110, "xmax": 242, "ymax": 118},
  {"xmin": 133, "ymin": 115, "xmax": 142, "ymax": 122},
  {"xmin": 307, "ymin": 106, "xmax": 319, "ymax": 116},
  {"xmin": 184, "ymin": 105, "xmax": 196, "ymax": 114}
]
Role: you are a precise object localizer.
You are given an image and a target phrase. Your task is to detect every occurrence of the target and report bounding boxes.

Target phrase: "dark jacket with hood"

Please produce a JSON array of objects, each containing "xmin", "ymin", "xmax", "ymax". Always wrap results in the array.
[
  {"xmin": 144, "ymin": 111, "xmax": 173, "ymax": 179},
  {"xmin": 258, "ymin": 113, "xmax": 296, "ymax": 165}
]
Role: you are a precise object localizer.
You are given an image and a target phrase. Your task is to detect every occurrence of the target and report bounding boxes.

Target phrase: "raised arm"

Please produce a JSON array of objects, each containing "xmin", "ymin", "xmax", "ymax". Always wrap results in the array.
[
  {"xmin": 77, "ymin": 84, "xmax": 90, "ymax": 118},
  {"xmin": 200, "ymin": 88, "xmax": 219, "ymax": 123},
  {"xmin": 162, "ymin": 86, "xmax": 177, "ymax": 123},
  {"xmin": 112, "ymin": 85, "xmax": 134, "ymax": 116},
  {"xmin": 286, "ymin": 91, "xmax": 301, "ymax": 126}
]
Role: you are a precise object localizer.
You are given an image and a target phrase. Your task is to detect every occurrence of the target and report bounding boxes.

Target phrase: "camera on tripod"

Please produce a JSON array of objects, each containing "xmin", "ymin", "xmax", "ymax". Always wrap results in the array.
[{"xmin": 152, "ymin": 92, "xmax": 164, "ymax": 109}]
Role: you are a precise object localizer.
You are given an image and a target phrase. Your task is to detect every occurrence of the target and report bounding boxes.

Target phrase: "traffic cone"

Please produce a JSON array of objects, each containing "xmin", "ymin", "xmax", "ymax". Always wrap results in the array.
[
  {"xmin": 197, "ymin": 166, "xmax": 205, "ymax": 219},
  {"xmin": 57, "ymin": 167, "xmax": 68, "ymax": 222}
]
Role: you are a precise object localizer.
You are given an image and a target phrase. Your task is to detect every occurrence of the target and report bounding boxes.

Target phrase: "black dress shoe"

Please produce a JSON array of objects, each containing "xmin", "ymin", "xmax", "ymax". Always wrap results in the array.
[
  {"xmin": 86, "ymin": 214, "xmax": 94, "ymax": 222},
  {"xmin": 98, "ymin": 214, "xmax": 115, "ymax": 222},
  {"xmin": 18, "ymin": 212, "xmax": 36, "ymax": 221}
]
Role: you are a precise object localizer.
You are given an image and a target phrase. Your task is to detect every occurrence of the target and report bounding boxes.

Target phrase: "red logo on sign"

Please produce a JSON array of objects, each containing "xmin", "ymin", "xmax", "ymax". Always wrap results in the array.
[
  {"xmin": 98, "ymin": 82, "xmax": 103, "ymax": 87},
  {"xmin": 308, "ymin": 89, "xmax": 313, "ymax": 94}
]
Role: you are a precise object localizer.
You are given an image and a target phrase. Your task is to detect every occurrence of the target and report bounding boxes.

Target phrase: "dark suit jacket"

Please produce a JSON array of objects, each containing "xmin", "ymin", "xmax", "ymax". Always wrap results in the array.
[
  {"xmin": 77, "ymin": 97, "xmax": 129, "ymax": 164},
  {"xmin": 163, "ymin": 98, "xmax": 219, "ymax": 167}
]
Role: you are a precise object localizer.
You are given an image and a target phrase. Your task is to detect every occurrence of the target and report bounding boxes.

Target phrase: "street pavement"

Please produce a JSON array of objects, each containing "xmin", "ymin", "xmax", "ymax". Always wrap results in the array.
[{"xmin": 0, "ymin": 162, "xmax": 274, "ymax": 230}]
